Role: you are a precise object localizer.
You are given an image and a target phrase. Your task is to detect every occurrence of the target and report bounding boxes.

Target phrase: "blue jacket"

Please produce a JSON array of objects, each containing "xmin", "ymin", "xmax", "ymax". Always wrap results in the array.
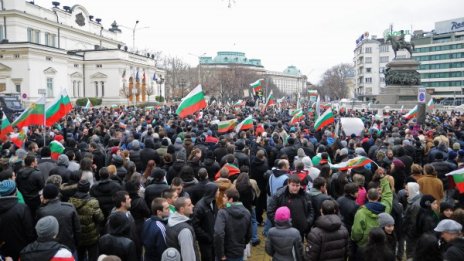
[{"xmin": 142, "ymin": 216, "xmax": 167, "ymax": 261}]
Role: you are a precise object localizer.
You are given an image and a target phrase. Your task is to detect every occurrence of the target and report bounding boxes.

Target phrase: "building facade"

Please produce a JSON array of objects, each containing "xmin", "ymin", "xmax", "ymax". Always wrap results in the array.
[
  {"xmin": 265, "ymin": 66, "xmax": 307, "ymax": 96},
  {"xmin": 412, "ymin": 17, "xmax": 464, "ymax": 99},
  {"xmin": 0, "ymin": 0, "xmax": 164, "ymax": 104}
]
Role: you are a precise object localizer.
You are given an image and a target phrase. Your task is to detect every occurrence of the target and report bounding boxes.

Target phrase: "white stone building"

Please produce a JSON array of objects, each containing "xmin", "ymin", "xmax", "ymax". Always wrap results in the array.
[
  {"xmin": 265, "ymin": 66, "xmax": 307, "ymax": 96},
  {"xmin": 0, "ymin": 0, "xmax": 164, "ymax": 104}
]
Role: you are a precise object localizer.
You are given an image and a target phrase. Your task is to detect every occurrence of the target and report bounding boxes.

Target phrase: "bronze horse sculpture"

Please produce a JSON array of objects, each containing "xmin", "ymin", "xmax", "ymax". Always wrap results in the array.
[{"xmin": 386, "ymin": 33, "xmax": 415, "ymax": 58}]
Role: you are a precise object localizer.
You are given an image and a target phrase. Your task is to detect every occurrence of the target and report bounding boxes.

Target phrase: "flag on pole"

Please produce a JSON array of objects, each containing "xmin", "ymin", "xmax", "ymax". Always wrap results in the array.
[
  {"xmin": 403, "ymin": 105, "xmax": 418, "ymax": 120},
  {"xmin": 316, "ymin": 95, "xmax": 321, "ymax": 118},
  {"xmin": 308, "ymin": 90, "xmax": 318, "ymax": 96},
  {"xmin": 85, "ymin": 98, "xmax": 92, "ymax": 110},
  {"xmin": 13, "ymin": 97, "xmax": 46, "ymax": 128},
  {"xmin": 10, "ymin": 127, "xmax": 27, "ymax": 148},
  {"xmin": 0, "ymin": 114, "xmax": 13, "ymax": 141},
  {"xmin": 61, "ymin": 89, "xmax": 73, "ymax": 114},
  {"xmin": 427, "ymin": 98, "xmax": 435, "ymax": 110},
  {"xmin": 446, "ymin": 168, "xmax": 464, "ymax": 193},
  {"xmin": 135, "ymin": 70, "xmax": 140, "ymax": 82},
  {"xmin": 290, "ymin": 109, "xmax": 304, "ymax": 125},
  {"xmin": 235, "ymin": 115, "xmax": 253, "ymax": 133},
  {"xmin": 250, "ymin": 79, "xmax": 263, "ymax": 93},
  {"xmin": 314, "ymin": 108, "xmax": 334, "ymax": 131},
  {"xmin": 50, "ymin": 140, "xmax": 65, "ymax": 160},
  {"xmin": 262, "ymin": 91, "xmax": 276, "ymax": 112},
  {"xmin": 176, "ymin": 84, "xmax": 207, "ymax": 118},
  {"xmin": 217, "ymin": 119, "xmax": 237, "ymax": 133}
]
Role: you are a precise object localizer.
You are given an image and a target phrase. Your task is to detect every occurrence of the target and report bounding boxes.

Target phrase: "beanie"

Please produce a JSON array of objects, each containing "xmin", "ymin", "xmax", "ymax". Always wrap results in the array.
[
  {"xmin": 78, "ymin": 179, "xmax": 91, "ymax": 193},
  {"xmin": 274, "ymin": 206, "xmax": 291, "ymax": 222},
  {"xmin": 420, "ymin": 194, "xmax": 436, "ymax": 209},
  {"xmin": 57, "ymin": 154, "xmax": 69, "ymax": 167},
  {"xmin": 0, "ymin": 180, "xmax": 16, "ymax": 196},
  {"xmin": 42, "ymin": 184, "xmax": 59, "ymax": 199},
  {"xmin": 378, "ymin": 213, "xmax": 395, "ymax": 228},
  {"xmin": 35, "ymin": 216, "xmax": 59, "ymax": 239},
  {"xmin": 161, "ymin": 247, "xmax": 181, "ymax": 261}
]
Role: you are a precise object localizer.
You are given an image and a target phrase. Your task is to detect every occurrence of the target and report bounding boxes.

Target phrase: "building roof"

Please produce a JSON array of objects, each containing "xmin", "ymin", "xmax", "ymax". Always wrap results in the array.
[
  {"xmin": 283, "ymin": 65, "xmax": 301, "ymax": 76},
  {"xmin": 199, "ymin": 51, "xmax": 263, "ymax": 67}
]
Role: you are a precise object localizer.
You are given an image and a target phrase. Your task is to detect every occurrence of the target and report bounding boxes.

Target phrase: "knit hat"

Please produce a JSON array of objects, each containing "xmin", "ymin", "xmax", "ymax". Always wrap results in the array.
[
  {"xmin": 54, "ymin": 135, "xmax": 64, "ymax": 142},
  {"xmin": 274, "ymin": 206, "xmax": 291, "ymax": 222},
  {"xmin": 57, "ymin": 154, "xmax": 69, "ymax": 167},
  {"xmin": 440, "ymin": 201, "xmax": 455, "ymax": 213},
  {"xmin": 420, "ymin": 194, "xmax": 436, "ymax": 209},
  {"xmin": 0, "ymin": 180, "xmax": 16, "ymax": 196},
  {"xmin": 378, "ymin": 213, "xmax": 395, "ymax": 228},
  {"xmin": 35, "ymin": 216, "xmax": 59, "ymax": 239},
  {"xmin": 175, "ymin": 150, "xmax": 186, "ymax": 162},
  {"xmin": 434, "ymin": 219, "xmax": 462, "ymax": 233},
  {"xmin": 78, "ymin": 179, "xmax": 91, "ymax": 193},
  {"xmin": 42, "ymin": 184, "xmax": 59, "ymax": 199},
  {"xmin": 161, "ymin": 247, "xmax": 181, "ymax": 261}
]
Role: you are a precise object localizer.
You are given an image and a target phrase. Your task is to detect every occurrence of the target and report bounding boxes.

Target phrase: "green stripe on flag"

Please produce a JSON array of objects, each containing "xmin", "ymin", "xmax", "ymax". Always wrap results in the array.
[{"xmin": 176, "ymin": 92, "xmax": 205, "ymax": 114}]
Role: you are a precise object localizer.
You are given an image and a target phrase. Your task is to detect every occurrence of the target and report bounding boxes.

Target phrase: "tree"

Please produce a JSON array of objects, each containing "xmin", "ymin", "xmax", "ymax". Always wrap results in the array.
[
  {"xmin": 145, "ymin": 84, "xmax": 155, "ymax": 102},
  {"xmin": 119, "ymin": 82, "xmax": 132, "ymax": 105},
  {"xmin": 318, "ymin": 63, "xmax": 354, "ymax": 100}
]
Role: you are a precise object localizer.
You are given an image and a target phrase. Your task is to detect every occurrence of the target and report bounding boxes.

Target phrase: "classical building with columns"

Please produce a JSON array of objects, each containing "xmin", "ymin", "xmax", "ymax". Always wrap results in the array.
[{"xmin": 0, "ymin": 0, "xmax": 164, "ymax": 104}]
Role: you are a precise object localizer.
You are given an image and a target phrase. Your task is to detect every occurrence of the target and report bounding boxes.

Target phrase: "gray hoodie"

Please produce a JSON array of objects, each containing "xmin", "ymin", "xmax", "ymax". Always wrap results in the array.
[{"xmin": 167, "ymin": 212, "xmax": 196, "ymax": 261}]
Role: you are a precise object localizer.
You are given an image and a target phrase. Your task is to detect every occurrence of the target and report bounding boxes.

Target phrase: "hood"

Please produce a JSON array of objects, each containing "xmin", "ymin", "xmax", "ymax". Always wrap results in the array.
[
  {"xmin": 365, "ymin": 202, "xmax": 386, "ymax": 215},
  {"xmin": 315, "ymin": 214, "xmax": 342, "ymax": 232},
  {"xmin": 202, "ymin": 182, "xmax": 219, "ymax": 204},
  {"xmin": 308, "ymin": 187, "xmax": 322, "ymax": 196},
  {"xmin": 225, "ymin": 203, "xmax": 247, "ymax": 219},
  {"xmin": 168, "ymin": 211, "xmax": 190, "ymax": 227},
  {"xmin": 96, "ymin": 180, "xmax": 118, "ymax": 193},
  {"xmin": 108, "ymin": 212, "xmax": 131, "ymax": 237},
  {"xmin": 203, "ymin": 158, "xmax": 215, "ymax": 166},
  {"xmin": 68, "ymin": 194, "xmax": 90, "ymax": 209},
  {"xmin": 407, "ymin": 182, "xmax": 420, "ymax": 203},
  {"xmin": 18, "ymin": 167, "xmax": 35, "ymax": 180},
  {"xmin": 216, "ymin": 178, "xmax": 233, "ymax": 191},
  {"xmin": 252, "ymin": 157, "xmax": 265, "ymax": 166},
  {"xmin": 0, "ymin": 196, "xmax": 18, "ymax": 214},
  {"xmin": 272, "ymin": 169, "xmax": 288, "ymax": 178}
]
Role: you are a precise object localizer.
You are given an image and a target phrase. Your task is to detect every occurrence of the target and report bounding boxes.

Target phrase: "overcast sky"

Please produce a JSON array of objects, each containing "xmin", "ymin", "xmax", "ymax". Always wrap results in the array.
[{"xmin": 36, "ymin": 0, "xmax": 463, "ymax": 83}]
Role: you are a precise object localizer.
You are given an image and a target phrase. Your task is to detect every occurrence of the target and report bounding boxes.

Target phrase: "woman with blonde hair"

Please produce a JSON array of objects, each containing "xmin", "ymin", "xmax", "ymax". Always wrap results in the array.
[{"xmin": 407, "ymin": 164, "xmax": 423, "ymax": 183}]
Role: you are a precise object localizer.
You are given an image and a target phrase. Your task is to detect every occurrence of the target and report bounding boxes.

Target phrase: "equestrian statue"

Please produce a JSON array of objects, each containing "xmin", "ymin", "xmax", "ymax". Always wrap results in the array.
[{"xmin": 386, "ymin": 30, "xmax": 415, "ymax": 58}]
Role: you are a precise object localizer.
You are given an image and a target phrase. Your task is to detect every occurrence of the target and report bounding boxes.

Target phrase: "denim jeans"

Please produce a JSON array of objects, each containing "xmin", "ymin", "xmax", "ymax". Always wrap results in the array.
[{"xmin": 251, "ymin": 207, "xmax": 258, "ymax": 243}]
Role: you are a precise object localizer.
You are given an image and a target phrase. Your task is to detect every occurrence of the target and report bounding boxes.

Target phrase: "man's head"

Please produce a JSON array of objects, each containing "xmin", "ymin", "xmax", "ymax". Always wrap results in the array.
[
  {"xmin": 99, "ymin": 167, "xmax": 110, "ymax": 180},
  {"xmin": 344, "ymin": 182, "xmax": 359, "ymax": 198},
  {"xmin": 287, "ymin": 174, "xmax": 301, "ymax": 194},
  {"xmin": 277, "ymin": 159, "xmax": 290, "ymax": 171},
  {"xmin": 151, "ymin": 197, "xmax": 170, "ymax": 219},
  {"xmin": 321, "ymin": 199, "xmax": 339, "ymax": 216},
  {"xmin": 24, "ymin": 154, "xmax": 37, "ymax": 168},
  {"xmin": 367, "ymin": 188, "xmax": 380, "ymax": 202},
  {"xmin": 434, "ymin": 219, "xmax": 463, "ymax": 242},
  {"xmin": 174, "ymin": 197, "xmax": 194, "ymax": 217},
  {"xmin": 171, "ymin": 177, "xmax": 183, "ymax": 196},
  {"xmin": 223, "ymin": 187, "xmax": 240, "ymax": 203},
  {"xmin": 35, "ymin": 216, "xmax": 59, "ymax": 240},
  {"xmin": 113, "ymin": 191, "xmax": 131, "ymax": 211},
  {"xmin": 162, "ymin": 188, "xmax": 178, "ymax": 205},
  {"xmin": 313, "ymin": 177, "xmax": 327, "ymax": 193}
]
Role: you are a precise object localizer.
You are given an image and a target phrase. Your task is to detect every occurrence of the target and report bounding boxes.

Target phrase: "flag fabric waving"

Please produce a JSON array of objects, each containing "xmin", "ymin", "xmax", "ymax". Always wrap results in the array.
[
  {"xmin": 330, "ymin": 156, "xmax": 374, "ymax": 171},
  {"xmin": 218, "ymin": 119, "xmax": 237, "ymax": 133},
  {"xmin": 215, "ymin": 163, "xmax": 241, "ymax": 180},
  {"xmin": 262, "ymin": 91, "xmax": 276, "ymax": 112},
  {"xmin": 250, "ymin": 79, "xmax": 263, "ymax": 93},
  {"xmin": 176, "ymin": 84, "xmax": 207, "ymax": 118},
  {"xmin": 45, "ymin": 89, "xmax": 73, "ymax": 127},
  {"xmin": 314, "ymin": 108, "xmax": 334, "ymax": 131},
  {"xmin": 235, "ymin": 115, "xmax": 253, "ymax": 133},
  {"xmin": 427, "ymin": 99, "xmax": 435, "ymax": 110},
  {"xmin": 403, "ymin": 105, "xmax": 418, "ymax": 120},
  {"xmin": 85, "ymin": 98, "xmax": 92, "ymax": 110},
  {"xmin": 50, "ymin": 140, "xmax": 65, "ymax": 160},
  {"xmin": 10, "ymin": 127, "xmax": 27, "ymax": 148},
  {"xmin": 13, "ymin": 97, "xmax": 45, "ymax": 128},
  {"xmin": 308, "ymin": 90, "xmax": 318, "ymax": 96},
  {"xmin": 446, "ymin": 168, "xmax": 464, "ymax": 193},
  {"xmin": 0, "ymin": 114, "xmax": 13, "ymax": 141},
  {"xmin": 290, "ymin": 109, "xmax": 304, "ymax": 125}
]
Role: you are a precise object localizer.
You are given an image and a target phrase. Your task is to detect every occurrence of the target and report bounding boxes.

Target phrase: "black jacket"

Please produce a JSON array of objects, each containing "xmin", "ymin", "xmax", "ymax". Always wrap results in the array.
[
  {"xmin": 99, "ymin": 220, "xmax": 137, "ymax": 261},
  {"xmin": 129, "ymin": 149, "xmax": 144, "ymax": 173},
  {"xmin": 0, "ymin": 196, "xmax": 36, "ymax": 260},
  {"xmin": 36, "ymin": 199, "xmax": 81, "ymax": 252},
  {"xmin": 202, "ymin": 158, "xmax": 221, "ymax": 181},
  {"xmin": 337, "ymin": 194, "xmax": 359, "ymax": 234},
  {"xmin": 140, "ymin": 147, "xmax": 162, "ymax": 170},
  {"xmin": 185, "ymin": 179, "xmax": 209, "ymax": 205},
  {"xmin": 145, "ymin": 181, "xmax": 170, "ymax": 207},
  {"xmin": 279, "ymin": 145, "xmax": 298, "ymax": 166},
  {"xmin": 192, "ymin": 183, "xmax": 218, "ymax": 245},
  {"xmin": 90, "ymin": 179, "xmax": 123, "ymax": 220},
  {"xmin": 19, "ymin": 240, "xmax": 69, "ymax": 261},
  {"xmin": 214, "ymin": 203, "xmax": 251, "ymax": 259},
  {"xmin": 444, "ymin": 237, "xmax": 464, "ymax": 261},
  {"xmin": 49, "ymin": 164, "xmax": 73, "ymax": 183},
  {"xmin": 250, "ymin": 157, "xmax": 269, "ymax": 190},
  {"xmin": 431, "ymin": 159, "xmax": 456, "ymax": 190},
  {"xmin": 16, "ymin": 166, "xmax": 44, "ymax": 211},
  {"xmin": 306, "ymin": 214, "xmax": 349, "ymax": 261},
  {"xmin": 234, "ymin": 151, "xmax": 250, "ymax": 168}
]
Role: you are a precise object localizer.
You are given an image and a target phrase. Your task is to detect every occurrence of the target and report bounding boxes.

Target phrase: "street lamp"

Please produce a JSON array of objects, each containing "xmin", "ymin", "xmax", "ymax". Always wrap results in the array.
[
  {"xmin": 130, "ymin": 20, "xmax": 150, "ymax": 50},
  {"xmin": 156, "ymin": 75, "xmax": 165, "ymax": 102}
]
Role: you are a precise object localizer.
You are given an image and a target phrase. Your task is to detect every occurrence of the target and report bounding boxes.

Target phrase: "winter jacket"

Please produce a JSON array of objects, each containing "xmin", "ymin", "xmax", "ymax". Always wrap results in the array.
[
  {"xmin": 234, "ymin": 151, "xmax": 250, "ymax": 168},
  {"xmin": 16, "ymin": 166, "xmax": 44, "ymax": 212},
  {"xmin": 49, "ymin": 164, "xmax": 73, "ymax": 183},
  {"xmin": 308, "ymin": 187, "xmax": 332, "ymax": 221},
  {"xmin": 68, "ymin": 192, "xmax": 105, "ymax": 246},
  {"xmin": 431, "ymin": 159, "xmax": 456, "ymax": 190},
  {"xmin": 444, "ymin": 237, "xmax": 464, "ymax": 261},
  {"xmin": 192, "ymin": 183, "xmax": 218, "ymax": 245},
  {"xmin": 185, "ymin": 179, "xmax": 209, "ymax": 205},
  {"xmin": 142, "ymin": 216, "xmax": 167, "ymax": 261},
  {"xmin": 418, "ymin": 174, "xmax": 444, "ymax": 202},
  {"xmin": 415, "ymin": 208, "xmax": 439, "ymax": 236},
  {"xmin": 268, "ymin": 169, "xmax": 289, "ymax": 196},
  {"xmin": 337, "ymin": 194, "xmax": 359, "ymax": 234},
  {"xmin": 145, "ymin": 181, "xmax": 170, "ymax": 207},
  {"xmin": 37, "ymin": 158, "xmax": 57, "ymax": 181},
  {"xmin": 166, "ymin": 212, "xmax": 199, "ymax": 261},
  {"xmin": 0, "ymin": 196, "xmax": 35, "ymax": 260},
  {"xmin": 129, "ymin": 192, "xmax": 150, "ymax": 254},
  {"xmin": 268, "ymin": 186, "xmax": 314, "ymax": 235},
  {"xmin": 99, "ymin": 216, "xmax": 137, "ymax": 261},
  {"xmin": 265, "ymin": 221, "xmax": 304, "ymax": 261},
  {"xmin": 60, "ymin": 181, "xmax": 78, "ymax": 202},
  {"xmin": 250, "ymin": 157, "xmax": 269, "ymax": 191},
  {"xmin": 129, "ymin": 149, "xmax": 144, "ymax": 173},
  {"xmin": 140, "ymin": 147, "xmax": 162, "ymax": 170},
  {"xmin": 202, "ymin": 158, "xmax": 221, "ymax": 181},
  {"xmin": 36, "ymin": 199, "xmax": 81, "ymax": 251},
  {"xmin": 351, "ymin": 177, "xmax": 392, "ymax": 247},
  {"xmin": 214, "ymin": 202, "xmax": 252, "ymax": 259},
  {"xmin": 19, "ymin": 240, "xmax": 74, "ymax": 261},
  {"xmin": 307, "ymin": 214, "xmax": 349, "ymax": 261},
  {"xmin": 89, "ymin": 179, "xmax": 123, "ymax": 220}
]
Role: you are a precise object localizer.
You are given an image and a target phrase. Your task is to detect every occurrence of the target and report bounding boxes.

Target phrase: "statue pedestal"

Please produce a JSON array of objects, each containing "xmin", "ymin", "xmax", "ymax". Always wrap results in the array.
[{"xmin": 376, "ymin": 59, "xmax": 428, "ymax": 104}]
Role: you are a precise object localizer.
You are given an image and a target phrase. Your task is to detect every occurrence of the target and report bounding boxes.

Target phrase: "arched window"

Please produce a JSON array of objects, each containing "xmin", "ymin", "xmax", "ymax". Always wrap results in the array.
[
  {"xmin": 72, "ymin": 80, "xmax": 76, "ymax": 97},
  {"xmin": 100, "ymin": 81, "xmax": 105, "ymax": 97},
  {"xmin": 95, "ymin": 81, "xmax": 99, "ymax": 97}
]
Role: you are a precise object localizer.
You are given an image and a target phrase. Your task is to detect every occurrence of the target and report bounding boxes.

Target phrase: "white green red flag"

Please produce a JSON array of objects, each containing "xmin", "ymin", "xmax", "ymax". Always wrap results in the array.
[
  {"xmin": 446, "ymin": 168, "xmax": 464, "ymax": 193},
  {"xmin": 0, "ymin": 114, "xmax": 13, "ymax": 141},
  {"xmin": 50, "ymin": 140, "xmax": 65, "ymax": 160},
  {"xmin": 45, "ymin": 89, "xmax": 73, "ymax": 127},
  {"xmin": 10, "ymin": 127, "xmax": 27, "ymax": 148},
  {"xmin": 13, "ymin": 97, "xmax": 45, "ymax": 128},
  {"xmin": 85, "ymin": 98, "xmax": 92, "ymax": 110},
  {"xmin": 233, "ymin": 100, "xmax": 246, "ymax": 107},
  {"xmin": 290, "ymin": 109, "xmax": 304, "ymax": 125},
  {"xmin": 330, "ymin": 156, "xmax": 374, "ymax": 171},
  {"xmin": 235, "ymin": 115, "xmax": 253, "ymax": 133},
  {"xmin": 308, "ymin": 90, "xmax": 318, "ymax": 96},
  {"xmin": 427, "ymin": 99, "xmax": 435, "ymax": 110},
  {"xmin": 176, "ymin": 84, "xmax": 207, "ymax": 118},
  {"xmin": 403, "ymin": 105, "xmax": 418, "ymax": 120},
  {"xmin": 262, "ymin": 91, "xmax": 276, "ymax": 112},
  {"xmin": 314, "ymin": 108, "xmax": 334, "ymax": 131},
  {"xmin": 215, "ymin": 163, "xmax": 241, "ymax": 180},
  {"xmin": 250, "ymin": 79, "xmax": 263, "ymax": 93},
  {"xmin": 217, "ymin": 119, "xmax": 237, "ymax": 133}
]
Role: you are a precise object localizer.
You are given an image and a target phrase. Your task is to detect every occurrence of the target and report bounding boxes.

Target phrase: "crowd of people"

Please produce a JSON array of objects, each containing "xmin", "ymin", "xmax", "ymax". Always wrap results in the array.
[{"xmin": 0, "ymin": 102, "xmax": 464, "ymax": 261}]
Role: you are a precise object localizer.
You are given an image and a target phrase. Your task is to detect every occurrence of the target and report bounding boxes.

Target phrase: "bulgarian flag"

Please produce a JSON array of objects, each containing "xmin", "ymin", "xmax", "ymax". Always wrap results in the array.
[
  {"xmin": 85, "ymin": 98, "xmax": 92, "ymax": 110},
  {"xmin": 215, "ymin": 163, "xmax": 241, "ymax": 180},
  {"xmin": 250, "ymin": 79, "xmax": 263, "ymax": 93},
  {"xmin": 403, "ymin": 105, "xmax": 418, "ymax": 120},
  {"xmin": 262, "ymin": 91, "xmax": 276, "ymax": 112},
  {"xmin": 427, "ymin": 98, "xmax": 435, "ymax": 110},
  {"xmin": 217, "ymin": 119, "xmax": 237, "ymax": 133},
  {"xmin": 50, "ymin": 140, "xmax": 65, "ymax": 160},
  {"xmin": 331, "ymin": 156, "xmax": 374, "ymax": 171},
  {"xmin": 235, "ymin": 115, "xmax": 253, "ymax": 133},
  {"xmin": 314, "ymin": 108, "xmax": 334, "ymax": 131},
  {"xmin": 176, "ymin": 84, "xmax": 207, "ymax": 118},
  {"xmin": 45, "ymin": 89, "xmax": 73, "ymax": 127},
  {"xmin": 290, "ymin": 109, "xmax": 304, "ymax": 125},
  {"xmin": 61, "ymin": 89, "xmax": 73, "ymax": 114},
  {"xmin": 0, "ymin": 114, "xmax": 13, "ymax": 141},
  {"xmin": 233, "ymin": 100, "xmax": 245, "ymax": 107},
  {"xmin": 446, "ymin": 168, "xmax": 464, "ymax": 193},
  {"xmin": 10, "ymin": 127, "xmax": 27, "ymax": 148},
  {"xmin": 308, "ymin": 90, "xmax": 318, "ymax": 96},
  {"xmin": 13, "ymin": 97, "xmax": 45, "ymax": 128}
]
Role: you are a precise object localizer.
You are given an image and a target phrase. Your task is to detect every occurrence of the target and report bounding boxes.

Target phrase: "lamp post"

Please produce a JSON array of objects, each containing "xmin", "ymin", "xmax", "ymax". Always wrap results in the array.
[
  {"xmin": 130, "ymin": 21, "xmax": 149, "ymax": 51},
  {"xmin": 180, "ymin": 79, "xmax": 186, "ymax": 98},
  {"xmin": 156, "ymin": 75, "xmax": 164, "ymax": 102}
]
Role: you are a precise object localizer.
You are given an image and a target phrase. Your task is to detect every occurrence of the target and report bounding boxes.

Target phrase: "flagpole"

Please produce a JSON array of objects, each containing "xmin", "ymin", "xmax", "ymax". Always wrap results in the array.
[{"xmin": 43, "ymin": 93, "xmax": 46, "ymax": 147}]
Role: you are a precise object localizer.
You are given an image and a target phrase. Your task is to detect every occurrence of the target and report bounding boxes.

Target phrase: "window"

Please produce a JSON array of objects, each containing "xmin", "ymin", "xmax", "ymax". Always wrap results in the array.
[
  {"xmin": 96, "ymin": 64, "xmax": 102, "ymax": 68},
  {"xmin": 380, "ymin": 56, "xmax": 389, "ymax": 63},
  {"xmin": 380, "ymin": 77, "xmax": 385, "ymax": 83},
  {"xmin": 46, "ymin": 77, "xmax": 53, "ymax": 97},
  {"xmin": 365, "ymin": 78, "xmax": 372, "ymax": 84},
  {"xmin": 14, "ymin": 54, "xmax": 20, "ymax": 58},
  {"xmin": 73, "ymin": 81, "xmax": 77, "ymax": 97},
  {"xmin": 0, "ymin": 25, "xmax": 3, "ymax": 40},
  {"xmin": 74, "ymin": 64, "xmax": 79, "ymax": 68},
  {"xmin": 365, "ymin": 47, "xmax": 372, "ymax": 53},
  {"xmin": 77, "ymin": 81, "xmax": 81, "ymax": 97},
  {"xmin": 15, "ymin": 84, "xmax": 21, "ymax": 93},
  {"xmin": 27, "ymin": 28, "xmax": 40, "ymax": 44},
  {"xmin": 380, "ymin": 45, "xmax": 389, "ymax": 52},
  {"xmin": 46, "ymin": 57, "xmax": 52, "ymax": 61},
  {"xmin": 366, "ymin": 68, "xmax": 372, "ymax": 73},
  {"xmin": 100, "ymin": 81, "xmax": 105, "ymax": 97},
  {"xmin": 44, "ymin": 33, "xmax": 56, "ymax": 47},
  {"xmin": 365, "ymin": 57, "xmax": 372, "ymax": 64},
  {"xmin": 95, "ymin": 81, "xmax": 99, "ymax": 96}
]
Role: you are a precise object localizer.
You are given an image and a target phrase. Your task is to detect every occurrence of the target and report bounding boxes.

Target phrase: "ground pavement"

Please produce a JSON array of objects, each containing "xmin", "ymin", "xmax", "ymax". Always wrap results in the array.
[{"xmin": 248, "ymin": 226, "xmax": 270, "ymax": 261}]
